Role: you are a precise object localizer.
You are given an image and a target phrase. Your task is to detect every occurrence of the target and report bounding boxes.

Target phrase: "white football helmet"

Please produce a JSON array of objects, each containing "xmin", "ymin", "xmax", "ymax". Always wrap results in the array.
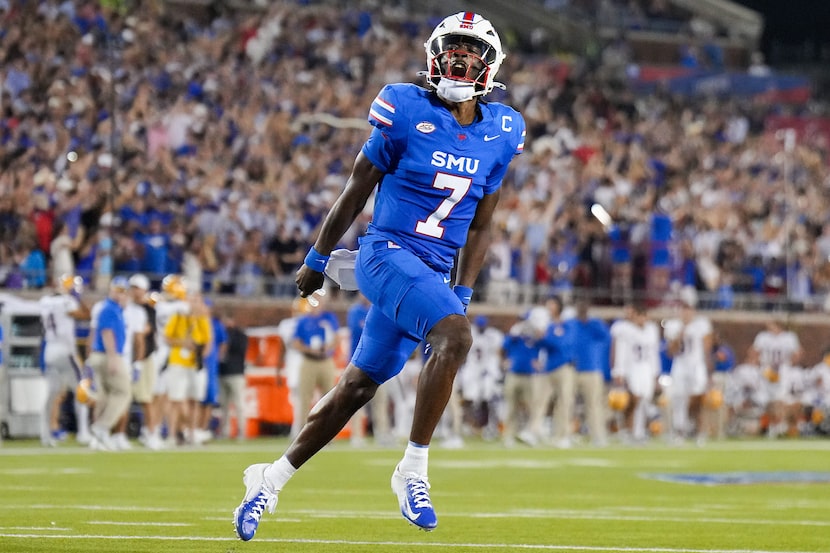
[{"xmin": 424, "ymin": 12, "xmax": 506, "ymax": 98}]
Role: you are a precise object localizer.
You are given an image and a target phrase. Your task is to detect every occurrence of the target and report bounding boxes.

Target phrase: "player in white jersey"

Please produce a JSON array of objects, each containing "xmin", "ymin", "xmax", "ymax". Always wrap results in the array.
[
  {"xmin": 662, "ymin": 287, "xmax": 713, "ymax": 442},
  {"xmin": 610, "ymin": 303, "xmax": 661, "ymax": 442},
  {"xmin": 804, "ymin": 349, "xmax": 830, "ymax": 432},
  {"xmin": 148, "ymin": 275, "xmax": 190, "ymax": 445},
  {"xmin": 724, "ymin": 347, "xmax": 766, "ymax": 436},
  {"xmin": 750, "ymin": 319, "xmax": 802, "ymax": 438},
  {"xmin": 779, "ymin": 362, "xmax": 808, "ymax": 436},
  {"xmin": 39, "ymin": 275, "xmax": 90, "ymax": 446},
  {"xmin": 457, "ymin": 315, "xmax": 505, "ymax": 439}
]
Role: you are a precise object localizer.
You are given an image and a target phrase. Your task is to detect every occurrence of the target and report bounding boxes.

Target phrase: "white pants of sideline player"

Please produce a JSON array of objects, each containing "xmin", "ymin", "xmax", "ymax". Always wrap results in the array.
[{"xmin": 166, "ymin": 365, "xmax": 207, "ymax": 402}]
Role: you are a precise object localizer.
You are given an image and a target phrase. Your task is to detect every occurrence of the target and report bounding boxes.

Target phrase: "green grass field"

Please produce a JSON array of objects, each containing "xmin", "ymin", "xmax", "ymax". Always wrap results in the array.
[{"xmin": 1, "ymin": 437, "xmax": 829, "ymax": 553}]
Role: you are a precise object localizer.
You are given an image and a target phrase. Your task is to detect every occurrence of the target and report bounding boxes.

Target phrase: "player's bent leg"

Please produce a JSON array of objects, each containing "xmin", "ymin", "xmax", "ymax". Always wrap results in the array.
[
  {"xmin": 233, "ymin": 365, "xmax": 379, "ymax": 541},
  {"xmin": 391, "ymin": 314, "xmax": 471, "ymax": 531},
  {"xmin": 285, "ymin": 365, "xmax": 379, "ymax": 466},
  {"xmin": 410, "ymin": 314, "xmax": 472, "ymax": 445}
]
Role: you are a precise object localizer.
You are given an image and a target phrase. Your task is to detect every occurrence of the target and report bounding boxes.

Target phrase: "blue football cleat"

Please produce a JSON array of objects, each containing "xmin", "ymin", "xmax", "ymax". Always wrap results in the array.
[
  {"xmin": 233, "ymin": 463, "xmax": 278, "ymax": 541},
  {"xmin": 391, "ymin": 465, "xmax": 438, "ymax": 531}
]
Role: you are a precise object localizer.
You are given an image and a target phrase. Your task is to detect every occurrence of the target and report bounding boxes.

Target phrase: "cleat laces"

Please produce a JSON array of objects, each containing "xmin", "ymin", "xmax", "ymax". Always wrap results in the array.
[
  {"xmin": 407, "ymin": 478, "xmax": 432, "ymax": 509},
  {"xmin": 250, "ymin": 491, "xmax": 277, "ymax": 518}
]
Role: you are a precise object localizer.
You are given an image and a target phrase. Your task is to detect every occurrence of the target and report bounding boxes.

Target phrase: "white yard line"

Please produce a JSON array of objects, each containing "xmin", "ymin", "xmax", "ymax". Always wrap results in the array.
[
  {"xmin": 0, "ymin": 504, "xmax": 177, "ymax": 512},
  {"xmin": 87, "ymin": 521, "xmax": 192, "ymax": 527},
  {"xmin": 0, "ymin": 526, "xmax": 70, "ymax": 531},
  {"xmin": 0, "ymin": 467, "xmax": 91, "ymax": 475},
  {"xmin": 0, "ymin": 533, "xmax": 825, "ymax": 553},
  {"xmin": 2, "ymin": 504, "xmax": 828, "ymax": 527}
]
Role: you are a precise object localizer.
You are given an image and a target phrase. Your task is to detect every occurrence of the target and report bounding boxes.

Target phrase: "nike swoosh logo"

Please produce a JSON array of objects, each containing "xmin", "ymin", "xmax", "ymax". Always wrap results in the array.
[
  {"xmin": 443, "ymin": 276, "xmax": 451, "ymax": 284},
  {"xmin": 402, "ymin": 498, "xmax": 422, "ymax": 521},
  {"xmin": 483, "ymin": 134, "xmax": 500, "ymax": 142}
]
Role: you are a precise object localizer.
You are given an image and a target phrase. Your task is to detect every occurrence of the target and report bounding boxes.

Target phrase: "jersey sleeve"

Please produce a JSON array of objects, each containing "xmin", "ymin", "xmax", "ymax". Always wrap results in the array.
[
  {"xmin": 361, "ymin": 84, "xmax": 408, "ymax": 173},
  {"xmin": 164, "ymin": 313, "xmax": 182, "ymax": 340},
  {"xmin": 484, "ymin": 107, "xmax": 525, "ymax": 194},
  {"xmin": 192, "ymin": 316, "xmax": 212, "ymax": 346}
]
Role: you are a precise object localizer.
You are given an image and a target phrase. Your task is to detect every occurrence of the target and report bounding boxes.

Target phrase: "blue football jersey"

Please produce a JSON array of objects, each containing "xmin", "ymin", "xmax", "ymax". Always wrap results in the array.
[{"xmin": 361, "ymin": 83, "xmax": 525, "ymax": 272}]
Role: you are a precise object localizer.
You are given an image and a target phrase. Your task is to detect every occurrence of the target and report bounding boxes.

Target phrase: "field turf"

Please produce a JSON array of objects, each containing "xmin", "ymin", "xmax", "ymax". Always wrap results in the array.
[{"xmin": 0, "ymin": 437, "xmax": 828, "ymax": 552}]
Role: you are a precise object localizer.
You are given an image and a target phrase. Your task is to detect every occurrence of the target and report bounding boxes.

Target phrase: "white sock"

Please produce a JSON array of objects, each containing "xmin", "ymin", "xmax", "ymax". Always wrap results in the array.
[
  {"xmin": 264, "ymin": 456, "xmax": 297, "ymax": 492},
  {"xmin": 75, "ymin": 401, "xmax": 90, "ymax": 435},
  {"xmin": 398, "ymin": 441, "xmax": 429, "ymax": 476}
]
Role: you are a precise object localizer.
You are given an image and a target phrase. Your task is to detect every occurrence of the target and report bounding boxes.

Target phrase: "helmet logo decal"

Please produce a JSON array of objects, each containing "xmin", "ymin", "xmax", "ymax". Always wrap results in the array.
[{"xmin": 416, "ymin": 121, "xmax": 436, "ymax": 134}]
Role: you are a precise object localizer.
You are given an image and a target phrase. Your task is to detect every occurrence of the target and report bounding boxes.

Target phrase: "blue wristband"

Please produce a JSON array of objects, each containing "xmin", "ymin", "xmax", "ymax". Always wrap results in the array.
[
  {"xmin": 304, "ymin": 246, "xmax": 330, "ymax": 272},
  {"xmin": 452, "ymin": 285, "xmax": 473, "ymax": 310}
]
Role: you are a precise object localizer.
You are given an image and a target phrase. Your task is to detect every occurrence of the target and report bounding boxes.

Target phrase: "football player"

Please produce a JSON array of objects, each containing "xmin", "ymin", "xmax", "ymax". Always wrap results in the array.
[
  {"xmin": 662, "ymin": 287, "xmax": 714, "ymax": 444},
  {"xmin": 39, "ymin": 274, "xmax": 90, "ymax": 446},
  {"xmin": 750, "ymin": 319, "xmax": 802, "ymax": 438},
  {"xmin": 234, "ymin": 12, "xmax": 524, "ymax": 539},
  {"xmin": 146, "ymin": 274, "xmax": 190, "ymax": 446},
  {"xmin": 610, "ymin": 302, "xmax": 661, "ymax": 443}
]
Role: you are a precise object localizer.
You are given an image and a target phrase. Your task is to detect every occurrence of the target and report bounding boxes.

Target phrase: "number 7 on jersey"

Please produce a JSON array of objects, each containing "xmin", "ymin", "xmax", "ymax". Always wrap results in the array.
[{"xmin": 415, "ymin": 173, "xmax": 472, "ymax": 239}]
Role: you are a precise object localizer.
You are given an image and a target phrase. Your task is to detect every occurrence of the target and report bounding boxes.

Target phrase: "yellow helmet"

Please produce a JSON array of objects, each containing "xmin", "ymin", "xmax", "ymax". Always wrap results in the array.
[
  {"xmin": 59, "ymin": 274, "xmax": 83, "ymax": 294},
  {"xmin": 161, "ymin": 274, "xmax": 187, "ymax": 300},
  {"xmin": 75, "ymin": 378, "xmax": 97, "ymax": 405},
  {"xmin": 608, "ymin": 388, "xmax": 630, "ymax": 412},
  {"xmin": 704, "ymin": 388, "xmax": 724, "ymax": 409}
]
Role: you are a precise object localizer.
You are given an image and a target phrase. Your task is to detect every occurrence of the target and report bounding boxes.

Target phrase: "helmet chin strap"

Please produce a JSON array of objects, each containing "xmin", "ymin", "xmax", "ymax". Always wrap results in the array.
[{"xmin": 436, "ymin": 77, "xmax": 476, "ymax": 103}]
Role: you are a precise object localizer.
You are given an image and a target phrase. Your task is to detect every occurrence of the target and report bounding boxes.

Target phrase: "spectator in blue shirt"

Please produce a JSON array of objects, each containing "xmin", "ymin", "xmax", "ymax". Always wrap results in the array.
[
  {"xmin": 139, "ymin": 216, "xmax": 170, "ymax": 285},
  {"xmin": 18, "ymin": 237, "xmax": 47, "ymax": 289}
]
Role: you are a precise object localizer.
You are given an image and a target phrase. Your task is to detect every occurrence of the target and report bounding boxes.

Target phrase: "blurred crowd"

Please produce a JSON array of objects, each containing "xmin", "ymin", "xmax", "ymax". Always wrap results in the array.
[{"xmin": 2, "ymin": 0, "xmax": 830, "ymax": 311}]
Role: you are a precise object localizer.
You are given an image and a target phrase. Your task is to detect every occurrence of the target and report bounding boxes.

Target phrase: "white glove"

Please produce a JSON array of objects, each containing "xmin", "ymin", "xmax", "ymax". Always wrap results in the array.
[{"xmin": 324, "ymin": 248, "xmax": 359, "ymax": 291}]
